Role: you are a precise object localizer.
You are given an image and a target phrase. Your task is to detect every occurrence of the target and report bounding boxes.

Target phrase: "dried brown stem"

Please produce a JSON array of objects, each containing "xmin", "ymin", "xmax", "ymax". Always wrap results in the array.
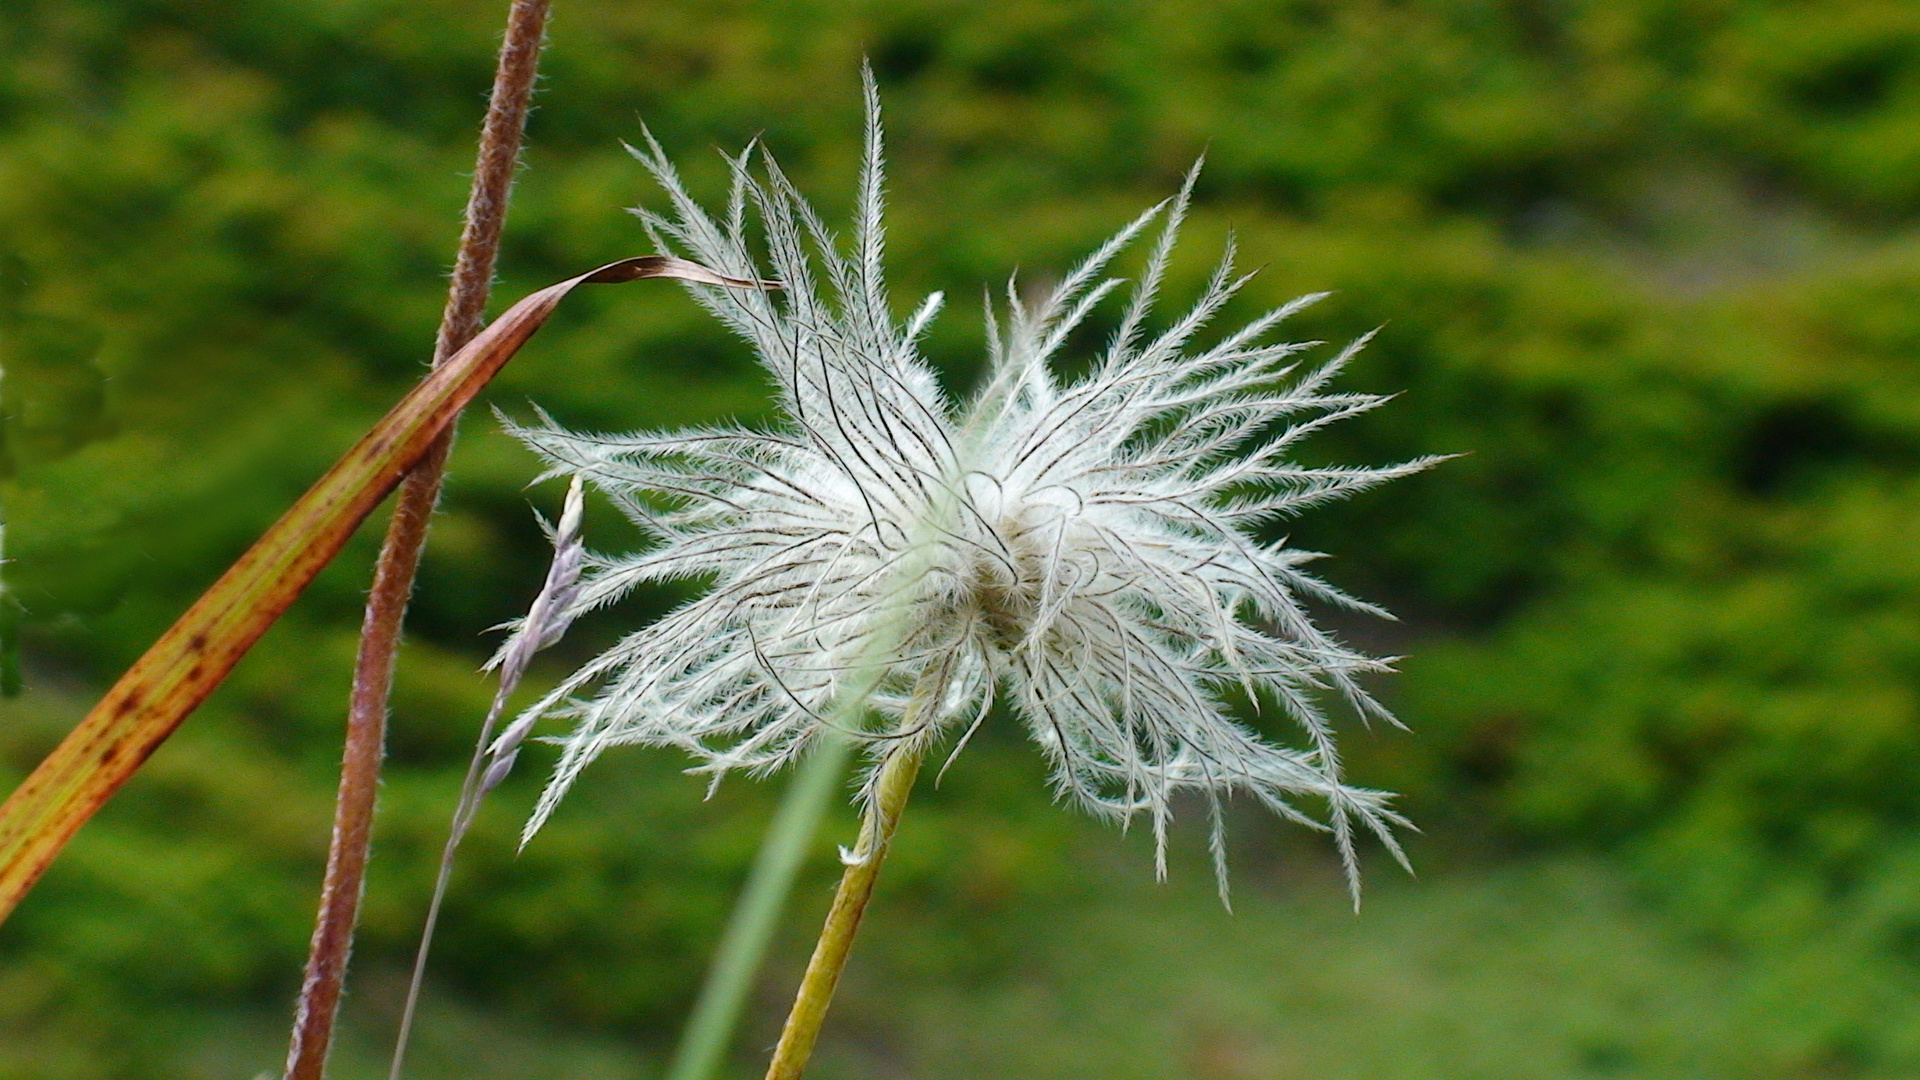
[{"xmin": 284, "ymin": 2, "xmax": 552, "ymax": 1076}]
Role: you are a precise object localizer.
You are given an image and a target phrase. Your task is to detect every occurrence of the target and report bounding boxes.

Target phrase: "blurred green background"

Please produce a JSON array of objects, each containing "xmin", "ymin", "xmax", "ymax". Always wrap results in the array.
[{"xmin": 4, "ymin": 0, "xmax": 1920, "ymax": 1076}]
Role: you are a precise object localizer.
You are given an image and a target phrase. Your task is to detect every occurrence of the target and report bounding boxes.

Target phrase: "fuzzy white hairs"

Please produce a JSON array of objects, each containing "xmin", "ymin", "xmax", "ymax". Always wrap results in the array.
[{"xmin": 498, "ymin": 76, "xmax": 1439, "ymax": 903}]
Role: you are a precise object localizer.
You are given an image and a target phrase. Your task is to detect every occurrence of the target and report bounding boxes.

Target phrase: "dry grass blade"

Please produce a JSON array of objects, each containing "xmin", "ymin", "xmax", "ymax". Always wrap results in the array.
[{"xmin": 0, "ymin": 256, "xmax": 771, "ymax": 925}]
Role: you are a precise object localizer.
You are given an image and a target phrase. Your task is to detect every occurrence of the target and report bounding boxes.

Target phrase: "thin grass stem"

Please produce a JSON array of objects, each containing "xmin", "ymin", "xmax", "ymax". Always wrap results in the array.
[{"xmin": 384, "ymin": 679, "xmax": 514, "ymax": 1080}]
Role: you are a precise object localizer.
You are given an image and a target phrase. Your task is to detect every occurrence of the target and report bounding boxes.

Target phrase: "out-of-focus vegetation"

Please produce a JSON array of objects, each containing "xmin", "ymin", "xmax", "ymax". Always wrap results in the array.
[{"xmin": 3, "ymin": 0, "xmax": 1920, "ymax": 1076}]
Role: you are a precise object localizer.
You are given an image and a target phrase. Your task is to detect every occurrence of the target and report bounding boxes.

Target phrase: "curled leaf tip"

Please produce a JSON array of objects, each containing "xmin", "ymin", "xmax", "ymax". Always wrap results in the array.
[{"xmin": 586, "ymin": 255, "xmax": 781, "ymax": 291}]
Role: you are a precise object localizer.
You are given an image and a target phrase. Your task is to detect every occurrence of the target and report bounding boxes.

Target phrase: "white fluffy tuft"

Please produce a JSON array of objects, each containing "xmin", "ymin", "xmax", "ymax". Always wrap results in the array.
[{"xmin": 509, "ymin": 86, "xmax": 1436, "ymax": 904}]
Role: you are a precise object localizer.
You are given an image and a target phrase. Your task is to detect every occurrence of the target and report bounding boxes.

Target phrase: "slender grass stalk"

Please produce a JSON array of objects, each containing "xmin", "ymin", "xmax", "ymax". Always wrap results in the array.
[
  {"xmin": 283, "ymin": 2, "xmax": 550, "ymax": 1077},
  {"xmin": 669, "ymin": 736, "xmax": 853, "ymax": 1080},
  {"xmin": 389, "ymin": 475, "xmax": 585, "ymax": 1080},
  {"xmin": 385, "ymin": 682, "xmax": 512, "ymax": 1080}
]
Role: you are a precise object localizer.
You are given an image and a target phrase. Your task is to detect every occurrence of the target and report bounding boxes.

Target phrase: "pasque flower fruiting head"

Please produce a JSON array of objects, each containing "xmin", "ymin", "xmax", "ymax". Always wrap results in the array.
[{"xmin": 502, "ymin": 81, "xmax": 1439, "ymax": 900}]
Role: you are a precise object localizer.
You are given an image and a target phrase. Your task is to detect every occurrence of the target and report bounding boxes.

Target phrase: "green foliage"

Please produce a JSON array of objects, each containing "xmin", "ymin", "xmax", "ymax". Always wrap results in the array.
[{"xmin": 3, "ymin": 0, "xmax": 1920, "ymax": 1075}]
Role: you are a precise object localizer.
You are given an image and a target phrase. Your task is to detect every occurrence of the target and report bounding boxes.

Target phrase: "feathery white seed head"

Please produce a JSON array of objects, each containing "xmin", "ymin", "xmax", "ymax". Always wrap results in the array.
[{"xmin": 508, "ymin": 79, "xmax": 1437, "ymax": 903}]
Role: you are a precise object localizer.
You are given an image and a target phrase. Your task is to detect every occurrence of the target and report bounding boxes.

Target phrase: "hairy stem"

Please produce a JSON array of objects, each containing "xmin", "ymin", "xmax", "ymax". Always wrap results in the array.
[
  {"xmin": 762, "ymin": 742, "xmax": 923, "ymax": 1080},
  {"xmin": 283, "ymin": 3, "xmax": 550, "ymax": 1077},
  {"xmin": 670, "ymin": 736, "xmax": 853, "ymax": 1080}
]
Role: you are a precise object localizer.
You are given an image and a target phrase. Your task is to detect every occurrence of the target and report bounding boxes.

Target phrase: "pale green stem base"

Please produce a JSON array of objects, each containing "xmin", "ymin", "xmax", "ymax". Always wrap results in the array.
[
  {"xmin": 669, "ymin": 735, "xmax": 853, "ymax": 1080},
  {"xmin": 762, "ymin": 743, "xmax": 924, "ymax": 1080}
]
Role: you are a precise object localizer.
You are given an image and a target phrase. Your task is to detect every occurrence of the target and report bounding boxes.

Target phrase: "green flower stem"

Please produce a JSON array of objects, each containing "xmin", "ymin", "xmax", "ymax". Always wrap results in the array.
[
  {"xmin": 763, "ymin": 741, "xmax": 924, "ymax": 1080},
  {"xmin": 669, "ymin": 734, "xmax": 853, "ymax": 1080}
]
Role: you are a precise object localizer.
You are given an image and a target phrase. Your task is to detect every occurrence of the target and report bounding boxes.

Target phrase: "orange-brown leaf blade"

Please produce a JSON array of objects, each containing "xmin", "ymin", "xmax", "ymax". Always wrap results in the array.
[{"xmin": 0, "ymin": 257, "xmax": 768, "ymax": 924}]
